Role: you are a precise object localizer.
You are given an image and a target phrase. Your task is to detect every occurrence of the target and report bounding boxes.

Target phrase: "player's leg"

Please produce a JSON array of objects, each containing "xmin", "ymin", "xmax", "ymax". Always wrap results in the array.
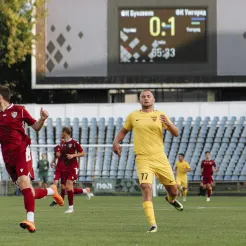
[
  {"xmin": 181, "ymin": 180, "xmax": 188, "ymax": 201},
  {"xmin": 65, "ymin": 179, "xmax": 75, "ymax": 213},
  {"xmin": 38, "ymin": 174, "xmax": 43, "ymax": 188},
  {"xmin": 136, "ymin": 161, "xmax": 157, "ymax": 233},
  {"xmin": 49, "ymin": 169, "xmax": 64, "ymax": 206},
  {"xmin": 154, "ymin": 156, "xmax": 183, "ymax": 211},
  {"xmin": 61, "ymin": 183, "xmax": 66, "ymax": 200},
  {"xmin": 64, "ymin": 167, "xmax": 78, "ymax": 213},
  {"xmin": 176, "ymin": 178, "xmax": 183, "ymax": 196},
  {"xmin": 34, "ymin": 181, "xmax": 64, "ymax": 205},
  {"xmin": 198, "ymin": 181, "xmax": 206, "ymax": 196},
  {"xmin": 73, "ymin": 186, "xmax": 93, "ymax": 200},
  {"xmin": 5, "ymin": 151, "xmax": 37, "ymax": 233},
  {"xmin": 206, "ymin": 183, "xmax": 212, "ymax": 201},
  {"xmin": 49, "ymin": 179, "xmax": 59, "ymax": 206},
  {"xmin": 43, "ymin": 173, "xmax": 48, "ymax": 189},
  {"xmin": 17, "ymin": 174, "xmax": 36, "ymax": 233}
]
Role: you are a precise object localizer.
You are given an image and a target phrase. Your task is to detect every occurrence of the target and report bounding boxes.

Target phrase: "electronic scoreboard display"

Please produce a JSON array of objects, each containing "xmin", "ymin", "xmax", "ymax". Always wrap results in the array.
[{"xmin": 119, "ymin": 8, "xmax": 207, "ymax": 64}]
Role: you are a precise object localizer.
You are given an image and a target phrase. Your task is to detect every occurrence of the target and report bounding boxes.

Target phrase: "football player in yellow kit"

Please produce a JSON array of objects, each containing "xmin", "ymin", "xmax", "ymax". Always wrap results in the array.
[
  {"xmin": 174, "ymin": 153, "xmax": 191, "ymax": 202},
  {"xmin": 113, "ymin": 90, "xmax": 183, "ymax": 233}
]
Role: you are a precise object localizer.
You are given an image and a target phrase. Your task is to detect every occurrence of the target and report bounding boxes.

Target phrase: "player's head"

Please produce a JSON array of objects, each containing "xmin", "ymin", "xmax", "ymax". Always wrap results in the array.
[
  {"xmin": 61, "ymin": 126, "xmax": 71, "ymax": 138},
  {"xmin": 0, "ymin": 86, "xmax": 11, "ymax": 103},
  {"xmin": 41, "ymin": 153, "xmax": 47, "ymax": 159},
  {"xmin": 139, "ymin": 89, "xmax": 155, "ymax": 109},
  {"xmin": 178, "ymin": 153, "xmax": 184, "ymax": 161},
  {"xmin": 205, "ymin": 151, "xmax": 210, "ymax": 160}
]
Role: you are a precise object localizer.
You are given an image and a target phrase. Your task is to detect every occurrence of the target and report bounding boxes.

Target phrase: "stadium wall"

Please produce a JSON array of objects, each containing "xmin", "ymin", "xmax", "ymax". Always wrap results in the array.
[{"xmin": 24, "ymin": 101, "xmax": 246, "ymax": 120}]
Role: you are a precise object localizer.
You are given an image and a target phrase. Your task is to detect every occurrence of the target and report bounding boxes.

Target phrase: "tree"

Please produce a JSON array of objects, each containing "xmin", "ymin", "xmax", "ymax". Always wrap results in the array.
[{"xmin": 0, "ymin": 0, "xmax": 46, "ymax": 66}]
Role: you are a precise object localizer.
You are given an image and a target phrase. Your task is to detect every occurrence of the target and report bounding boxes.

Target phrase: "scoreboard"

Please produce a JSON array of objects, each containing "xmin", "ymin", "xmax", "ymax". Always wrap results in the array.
[
  {"xmin": 32, "ymin": 0, "xmax": 246, "ymax": 89},
  {"xmin": 119, "ymin": 8, "xmax": 207, "ymax": 64}
]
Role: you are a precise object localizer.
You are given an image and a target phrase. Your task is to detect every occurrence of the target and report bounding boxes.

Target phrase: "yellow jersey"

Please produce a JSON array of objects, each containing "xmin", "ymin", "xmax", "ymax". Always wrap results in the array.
[
  {"xmin": 175, "ymin": 161, "xmax": 190, "ymax": 178},
  {"xmin": 123, "ymin": 110, "xmax": 172, "ymax": 156}
]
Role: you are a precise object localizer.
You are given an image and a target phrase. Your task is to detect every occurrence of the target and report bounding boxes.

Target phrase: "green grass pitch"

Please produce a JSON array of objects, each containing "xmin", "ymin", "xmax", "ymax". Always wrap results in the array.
[{"xmin": 0, "ymin": 196, "xmax": 246, "ymax": 246}]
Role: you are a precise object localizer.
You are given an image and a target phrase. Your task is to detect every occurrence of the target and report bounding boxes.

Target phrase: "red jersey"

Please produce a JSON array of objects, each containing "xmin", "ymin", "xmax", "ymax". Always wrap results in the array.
[
  {"xmin": 0, "ymin": 104, "xmax": 36, "ymax": 158},
  {"xmin": 60, "ymin": 139, "xmax": 83, "ymax": 166},
  {"xmin": 54, "ymin": 143, "xmax": 66, "ymax": 171},
  {"xmin": 201, "ymin": 160, "xmax": 216, "ymax": 177}
]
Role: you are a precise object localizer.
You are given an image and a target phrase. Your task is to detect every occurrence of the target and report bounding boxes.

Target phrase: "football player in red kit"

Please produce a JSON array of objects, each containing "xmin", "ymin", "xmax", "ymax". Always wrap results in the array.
[
  {"xmin": 201, "ymin": 151, "xmax": 218, "ymax": 202},
  {"xmin": 0, "ymin": 86, "xmax": 64, "ymax": 233},
  {"xmin": 49, "ymin": 141, "xmax": 67, "ymax": 206},
  {"xmin": 60, "ymin": 127, "xmax": 92, "ymax": 213}
]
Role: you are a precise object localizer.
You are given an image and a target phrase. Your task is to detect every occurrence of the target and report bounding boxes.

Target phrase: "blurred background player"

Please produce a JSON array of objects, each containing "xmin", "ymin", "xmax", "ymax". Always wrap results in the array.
[
  {"xmin": 49, "ymin": 140, "xmax": 67, "ymax": 206},
  {"xmin": 113, "ymin": 89, "xmax": 183, "ymax": 233},
  {"xmin": 0, "ymin": 86, "xmax": 64, "ymax": 233},
  {"xmin": 60, "ymin": 127, "xmax": 92, "ymax": 213},
  {"xmin": 37, "ymin": 153, "xmax": 49, "ymax": 189},
  {"xmin": 174, "ymin": 153, "xmax": 191, "ymax": 202},
  {"xmin": 201, "ymin": 151, "xmax": 218, "ymax": 202}
]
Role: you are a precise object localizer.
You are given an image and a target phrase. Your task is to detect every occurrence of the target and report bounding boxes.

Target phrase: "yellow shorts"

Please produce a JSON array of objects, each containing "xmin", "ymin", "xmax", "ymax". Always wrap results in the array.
[
  {"xmin": 136, "ymin": 153, "xmax": 176, "ymax": 186},
  {"xmin": 176, "ymin": 177, "xmax": 188, "ymax": 188}
]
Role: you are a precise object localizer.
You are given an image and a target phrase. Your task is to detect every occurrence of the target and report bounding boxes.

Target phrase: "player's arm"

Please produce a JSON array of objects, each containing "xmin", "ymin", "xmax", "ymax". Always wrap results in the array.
[
  {"xmin": 113, "ymin": 113, "xmax": 132, "ymax": 157},
  {"xmin": 173, "ymin": 164, "xmax": 177, "ymax": 174},
  {"xmin": 184, "ymin": 163, "xmax": 192, "ymax": 172},
  {"xmin": 159, "ymin": 114, "xmax": 178, "ymax": 137},
  {"xmin": 67, "ymin": 151, "xmax": 86, "ymax": 159},
  {"xmin": 184, "ymin": 167, "xmax": 192, "ymax": 172},
  {"xmin": 67, "ymin": 142, "xmax": 86, "ymax": 159},
  {"xmin": 113, "ymin": 127, "xmax": 129, "ymax": 157},
  {"xmin": 31, "ymin": 108, "xmax": 49, "ymax": 131},
  {"xmin": 50, "ymin": 155, "xmax": 57, "ymax": 168},
  {"xmin": 201, "ymin": 162, "xmax": 204, "ymax": 175},
  {"xmin": 212, "ymin": 162, "xmax": 218, "ymax": 172}
]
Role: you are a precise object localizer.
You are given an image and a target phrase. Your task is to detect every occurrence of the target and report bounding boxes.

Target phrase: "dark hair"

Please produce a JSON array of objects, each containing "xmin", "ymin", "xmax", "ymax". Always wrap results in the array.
[
  {"xmin": 0, "ymin": 86, "xmax": 11, "ymax": 102},
  {"xmin": 62, "ymin": 126, "xmax": 71, "ymax": 135},
  {"xmin": 178, "ymin": 153, "xmax": 184, "ymax": 157},
  {"xmin": 205, "ymin": 151, "xmax": 210, "ymax": 154}
]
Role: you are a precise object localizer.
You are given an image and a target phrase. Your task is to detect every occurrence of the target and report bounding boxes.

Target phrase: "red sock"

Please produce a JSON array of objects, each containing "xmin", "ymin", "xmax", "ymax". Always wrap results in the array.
[
  {"xmin": 207, "ymin": 188, "xmax": 212, "ymax": 197},
  {"xmin": 61, "ymin": 189, "xmax": 66, "ymax": 200},
  {"xmin": 67, "ymin": 190, "xmax": 74, "ymax": 206},
  {"xmin": 34, "ymin": 188, "xmax": 48, "ymax": 199},
  {"xmin": 73, "ymin": 188, "xmax": 83, "ymax": 194},
  {"xmin": 22, "ymin": 188, "xmax": 35, "ymax": 213}
]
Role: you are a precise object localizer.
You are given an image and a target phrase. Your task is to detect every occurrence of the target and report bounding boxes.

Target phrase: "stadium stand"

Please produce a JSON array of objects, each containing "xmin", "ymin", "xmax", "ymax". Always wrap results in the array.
[{"xmin": 0, "ymin": 116, "xmax": 245, "ymax": 182}]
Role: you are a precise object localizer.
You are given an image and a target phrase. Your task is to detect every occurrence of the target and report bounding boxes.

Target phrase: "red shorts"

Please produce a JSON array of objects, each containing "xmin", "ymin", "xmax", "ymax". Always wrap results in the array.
[
  {"xmin": 4, "ymin": 145, "xmax": 34, "ymax": 183},
  {"xmin": 202, "ymin": 176, "xmax": 213, "ymax": 185},
  {"xmin": 54, "ymin": 169, "xmax": 66, "ymax": 185},
  {"xmin": 63, "ymin": 164, "xmax": 79, "ymax": 183}
]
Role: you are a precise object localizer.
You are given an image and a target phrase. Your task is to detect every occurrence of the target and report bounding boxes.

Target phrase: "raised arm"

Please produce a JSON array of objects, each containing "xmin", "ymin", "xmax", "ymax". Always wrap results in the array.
[
  {"xmin": 113, "ymin": 128, "xmax": 129, "ymax": 157},
  {"xmin": 32, "ymin": 108, "xmax": 49, "ymax": 132}
]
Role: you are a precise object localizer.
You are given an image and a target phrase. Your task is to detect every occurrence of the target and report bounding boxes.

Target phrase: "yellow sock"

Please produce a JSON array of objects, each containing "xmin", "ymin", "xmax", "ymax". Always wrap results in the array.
[
  {"xmin": 143, "ymin": 201, "xmax": 156, "ymax": 226},
  {"xmin": 168, "ymin": 194, "xmax": 177, "ymax": 202},
  {"xmin": 182, "ymin": 189, "xmax": 187, "ymax": 197}
]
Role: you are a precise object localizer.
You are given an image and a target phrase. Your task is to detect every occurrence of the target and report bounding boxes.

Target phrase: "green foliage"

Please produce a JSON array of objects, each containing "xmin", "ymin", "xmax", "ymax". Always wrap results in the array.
[{"xmin": 0, "ymin": 0, "xmax": 46, "ymax": 66}]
